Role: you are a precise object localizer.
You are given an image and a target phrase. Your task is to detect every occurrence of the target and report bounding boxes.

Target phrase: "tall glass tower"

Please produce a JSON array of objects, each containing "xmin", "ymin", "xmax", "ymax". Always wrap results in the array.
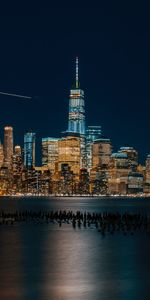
[
  {"xmin": 24, "ymin": 132, "xmax": 36, "ymax": 168},
  {"xmin": 67, "ymin": 57, "xmax": 86, "ymax": 135}
]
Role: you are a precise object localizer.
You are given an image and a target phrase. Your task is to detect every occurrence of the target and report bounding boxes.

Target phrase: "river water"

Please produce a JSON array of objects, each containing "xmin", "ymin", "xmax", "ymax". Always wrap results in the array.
[{"xmin": 0, "ymin": 196, "xmax": 150, "ymax": 300}]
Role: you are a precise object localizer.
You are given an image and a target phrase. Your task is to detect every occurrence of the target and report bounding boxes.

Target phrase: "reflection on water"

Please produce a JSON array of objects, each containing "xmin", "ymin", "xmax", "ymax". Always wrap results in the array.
[{"xmin": 0, "ymin": 197, "xmax": 150, "ymax": 300}]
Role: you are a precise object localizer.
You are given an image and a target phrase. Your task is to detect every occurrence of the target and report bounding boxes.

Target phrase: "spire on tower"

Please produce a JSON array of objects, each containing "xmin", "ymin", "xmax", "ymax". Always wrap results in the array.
[{"xmin": 76, "ymin": 57, "xmax": 79, "ymax": 88}]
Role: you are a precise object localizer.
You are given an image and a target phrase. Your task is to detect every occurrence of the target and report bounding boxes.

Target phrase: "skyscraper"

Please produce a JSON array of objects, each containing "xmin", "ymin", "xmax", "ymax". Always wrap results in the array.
[
  {"xmin": 12, "ymin": 145, "xmax": 22, "ymax": 175},
  {"xmin": 12, "ymin": 145, "xmax": 23, "ymax": 192},
  {"xmin": 3, "ymin": 126, "xmax": 13, "ymax": 169},
  {"xmin": 65, "ymin": 58, "xmax": 86, "ymax": 168},
  {"xmin": 58, "ymin": 136, "xmax": 81, "ymax": 177},
  {"xmin": 67, "ymin": 57, "xmax": 86, "ymax": 135},
  {"xmin": 118, "ymin": 147, "xmax": 138, "ymax": 171},
  {"xmin": 42, "ymin": 137, "xmax": 59, "ymax": 174},
  {"xmin": 92, "ymin": 138, "xmax": 112, "ymax": 169},
  {"xmin": 24, "ymin": 132, "xmax": 36, "ymax": 168},
  {"xmin": 86, "ymin": 126, "xmax": 102, "ymax": 170}
]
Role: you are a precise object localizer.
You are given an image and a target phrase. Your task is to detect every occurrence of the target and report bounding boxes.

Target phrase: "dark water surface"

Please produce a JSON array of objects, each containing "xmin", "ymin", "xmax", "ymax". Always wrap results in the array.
[{"xmin": 0, "ymin": 196, "xmax": 150, "ymax": 300}]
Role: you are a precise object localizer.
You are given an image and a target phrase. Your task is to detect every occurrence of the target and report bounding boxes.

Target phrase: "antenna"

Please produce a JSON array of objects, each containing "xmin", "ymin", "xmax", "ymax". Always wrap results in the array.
[{"xmin": 76, "ymin": 57, "xmax": 79, "ymax": 88}]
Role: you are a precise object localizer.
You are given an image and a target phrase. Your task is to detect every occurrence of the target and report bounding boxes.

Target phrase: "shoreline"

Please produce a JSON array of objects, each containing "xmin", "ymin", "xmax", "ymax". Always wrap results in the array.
[{"xmin": 0, "ymin": 193, "xmax": 150, "ymax": 198}]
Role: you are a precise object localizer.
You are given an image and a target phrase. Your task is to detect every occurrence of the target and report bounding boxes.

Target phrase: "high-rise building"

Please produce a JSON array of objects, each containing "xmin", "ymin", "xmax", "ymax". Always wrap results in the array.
[
  {"xmin": 108, "ymin": 151, "xmax": 134, "ymax": 195},
  {"xmin": 128, "ymin": 172, "xmax": 144, "ymax": 194},
  {"xmin": 12, "ymin": 145, "xmax": 23, "ymax": 192},
  {"xmin": 14, "ymin": 145, "xmax": 22, "ymax": 155},
  {"xmin": 0, "ymin": 141, "xmax": 4, "ymax": 168},
  {"xmin": 67, "ymin": 57, "xmax": 86, "ymax": 135},
  {"xmin": 42, "ymin": 137, "xmax": 59, "ymax": 174},
  {"xmin": 24, "ymin": 132, "xmax": 36, "ymax": 168},
  {"xmin": 12, "ymin": 145, "xmax": 22, "ymax": 175},
  {"xmin": 110, "ymin": 152, "xmax": 129, "ymax": 169},
  {"xmin": 66, "ymin": 58, "xmax": 86, "ymax": 168},
  {"xmin": 86, "ymin": 126, "xmax": 102, "ymax": 170},
  {"xmin": 145, "ymin": 155, "xmax": 150, "ymax": 183},
  {"xmin": 3, "ymin": 126, "xmax": 13, "ymax": 169},
  {"xmin": 92, "ymin": 138, "xmax": 112, "ymax": 169},
  {"xmin": 86, "ymin": 126, "xmax": 102, "ymax": 143},
  {"xmin": 58, "ymin": 136, "xmax": 81, "ymax": 178},
  {"xmin": 118, "ymin": 146, "xmax": 138, "ymax": 171}
]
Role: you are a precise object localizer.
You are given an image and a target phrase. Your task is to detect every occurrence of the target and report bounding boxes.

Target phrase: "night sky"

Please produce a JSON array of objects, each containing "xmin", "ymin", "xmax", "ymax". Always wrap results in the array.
[{"xmin": 0, "ymin": 3, "xmax": 150, "ymax": 165}]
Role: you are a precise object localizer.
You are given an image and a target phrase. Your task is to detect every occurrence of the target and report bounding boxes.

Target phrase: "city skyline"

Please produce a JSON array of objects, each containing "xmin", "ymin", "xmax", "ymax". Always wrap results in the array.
[
  {"xmin": 0, "ymin": 55, "xmax": 149, "ymax": 166},
  {"xmin": 1, "ymin": 57, "xmax": 149, "ymax": 166},
  {"xmin": 0, "ymin": 57, "xmax": 149, "ymax": 196},
  {"xmin": 0, "ymin": 7, "xmax": 150, "ymax": 164}
]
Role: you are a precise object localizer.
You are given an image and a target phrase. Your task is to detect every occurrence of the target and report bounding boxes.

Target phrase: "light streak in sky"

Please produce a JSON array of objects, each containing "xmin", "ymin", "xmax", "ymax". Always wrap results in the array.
[{"xmin": 0, "ymin": 91, "xmax": 32, "ymax": 99}]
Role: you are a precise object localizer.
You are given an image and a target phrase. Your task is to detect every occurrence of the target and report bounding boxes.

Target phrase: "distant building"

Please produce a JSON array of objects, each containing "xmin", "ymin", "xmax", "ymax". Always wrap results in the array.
[
  {"xmin": 92, "ymin": 138, "xmax": 112, "ymax": 169},
  {"xmin": 12, "ymin": 145, "xmax": 23, "ymax": 192},
  {"xmin": 12, "ymin": 145, "xmax": 22, "ymax": 174},
  {"xmin": 0, "ymin": 166, "xmax": 10, "ymax": 194},
  {"xmin": 90, "ymin": 139, "xmax": 112, "ymax": 194},
  {"xmin": 0, "ymin": 141, "xmax": 4, "ymax": 168},
  {"xmin": 58, "ymin": 136, "xmax": 81, "ymax": 178},
  {"xmin": 42, "ymin": 138, "xmax": 59, "ymax": 174},
  {"xmin": 86, "ymin": 126, "xmax": 102, "ymax": 170},
  {"xmin": 145, "ymin": 155, "xmax": 150, "ymax": 183},
  {"xmin": 110, "ymin": 152, "xmax": 129, "ymax": 169},
  {"xmin": 14, "ymin": 145, "xmax": 21, "ymax": 155},
  {"xmin": 118, "ymin": 146, "xmax": 138, "ymax": 171},
  {"xmin": 86, "ymin": 126, "xmax": 102, "ymax": 143},
  {"xmin": 108, "ymin": 152, "xmax": 131, "ymax": 195},
  {"xmin": 128, "ymin": 172, "xmax": 144, "ymax": 194},
  {"xmin": 3, "ymin": 126, "xmax": 13, "ymax": 169},
  {"xmin": 12, "ymin": 145, "xmax": 23, "ymax": 173},
  {"xmin": 24, "ymin": 132, "xmax": 36, "ymax": 168},
  {"xmin": 144, "ymin": 157, "xmax": 150, "ymax": 193},
  {"xmin": 35, "ymin": 166, "xmax": 51, "ymax": 194}
]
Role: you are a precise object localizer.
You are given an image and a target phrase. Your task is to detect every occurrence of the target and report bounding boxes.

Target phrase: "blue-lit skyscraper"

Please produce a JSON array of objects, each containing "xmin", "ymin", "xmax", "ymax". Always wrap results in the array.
[
  {"xmin": 67, "ymin": 57, "xmax": 86, "ymax": 135},
  {"xmin": 24, "ymin": 132, "xmax": 36, "ymax": 168}
]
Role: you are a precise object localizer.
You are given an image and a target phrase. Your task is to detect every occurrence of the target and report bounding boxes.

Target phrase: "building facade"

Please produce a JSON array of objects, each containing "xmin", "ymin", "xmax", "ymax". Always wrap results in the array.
[
  {"xmin": 92, "ymin": 138, "xmax": 112, "ymax": 169},
  {"xmin": 86, "ymin": 126, "xmax": 102, "ymax": 170},
  {"xmin": 0, "ymin": 141, "xmax": 4, "ymax": 168},
  {"xmin": 145, "ymin": 155, "xmax": 150, "ymax": 183},
  {"xmin": 118, "ymin": 146, "xmax": 138, "ymax": 171},
  {"xmin": 24, "ymin": 132, "xmax": 36, "ymax": 168},
  {"xmin": 42, "ymin": 137, "xmax": 59, "ymax": 174},
  {"xmin": 58, "ymin": 136, "xmax": 81, "ymax": 178},
  {"xmin": 3, "ymin": 126, "xmax": 13, "ymax": 169},
  {"xmin": 108, "ymin": 152, "xmax": 131, "ymax": 194},
  {"xmin": 12, "ymin": 145, "xmax": 23, "ymax": 192}
]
